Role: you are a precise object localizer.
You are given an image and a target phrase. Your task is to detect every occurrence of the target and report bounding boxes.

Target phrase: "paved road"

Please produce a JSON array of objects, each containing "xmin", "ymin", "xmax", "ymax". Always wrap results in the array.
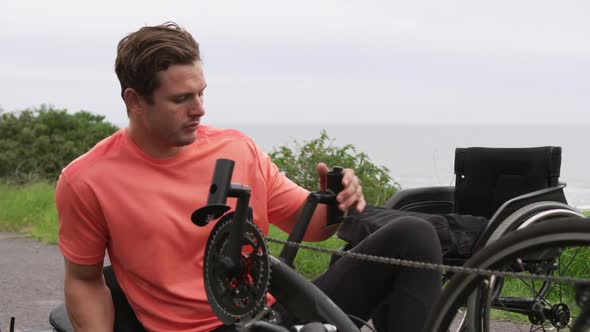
[
  {"xmin": 1, "ymin": 232, "xmax": 533, "ymax": 332},
  {"xmin": 0, "ymin": 233, "xmax": 63, "ymax": 332}
]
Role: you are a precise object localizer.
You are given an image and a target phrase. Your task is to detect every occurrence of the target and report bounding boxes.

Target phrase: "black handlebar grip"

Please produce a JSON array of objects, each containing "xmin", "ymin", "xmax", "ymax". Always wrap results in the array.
[
  {"xmin": 326, "ymin": 167, "xmax": 344, "ymax": 195},
  {"xmin": 326, "ymin": 167, "xmax": 344, "ymax": 226},
  {"xmin": 207, "ymin": 159, "xmax": 235, "ymax": 205}
]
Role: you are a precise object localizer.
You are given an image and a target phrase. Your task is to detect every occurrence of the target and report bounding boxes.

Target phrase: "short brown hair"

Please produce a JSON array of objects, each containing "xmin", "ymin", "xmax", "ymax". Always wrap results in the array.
[{"xmin": 115, "ymin": 22, "xmax": 200, "ymax": 103}]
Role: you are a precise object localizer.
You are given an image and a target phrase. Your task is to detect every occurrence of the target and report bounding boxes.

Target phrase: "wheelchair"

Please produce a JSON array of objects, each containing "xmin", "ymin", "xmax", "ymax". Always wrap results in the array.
[{"xmin": 334, "ymin": 146, "xmax": 588, "ymax": 331}]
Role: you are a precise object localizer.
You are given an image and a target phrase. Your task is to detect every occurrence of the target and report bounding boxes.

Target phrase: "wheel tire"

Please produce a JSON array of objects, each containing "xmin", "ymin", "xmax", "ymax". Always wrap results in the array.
[{"xmin": 485, "ymin": 201, "xmax": 584, "ymax": 246}]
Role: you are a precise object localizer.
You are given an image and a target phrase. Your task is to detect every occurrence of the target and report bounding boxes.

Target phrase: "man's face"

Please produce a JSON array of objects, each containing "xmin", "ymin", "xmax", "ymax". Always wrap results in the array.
[{"xmin": 138, "ymin": 60, "xmax": 206, "ymax": 150}]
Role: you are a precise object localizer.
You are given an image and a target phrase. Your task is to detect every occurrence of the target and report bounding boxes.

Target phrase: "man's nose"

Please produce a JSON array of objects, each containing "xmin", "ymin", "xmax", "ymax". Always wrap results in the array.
[{"xmin": 189, "ymin": 96, "xmax": 205, "ymax": 117}]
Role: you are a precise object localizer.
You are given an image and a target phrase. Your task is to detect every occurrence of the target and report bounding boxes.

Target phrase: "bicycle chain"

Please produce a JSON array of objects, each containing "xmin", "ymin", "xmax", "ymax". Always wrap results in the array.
[{"xmin": 265, "ymin": 237, "xmax": 590, "ymax": 285}]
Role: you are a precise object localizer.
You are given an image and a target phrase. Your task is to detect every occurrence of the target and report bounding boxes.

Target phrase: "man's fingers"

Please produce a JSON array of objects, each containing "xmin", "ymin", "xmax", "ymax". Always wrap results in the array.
[
  {"xmin": 355, "ymin": 193, "xmax": 366, "ymax": 213},
  {"xmin": 321, "ymin": 167, "xmax": 366, "ymax": 213},
  {"xmin": 338, "ymin": 179, "xmax": 363, "ymax": 209},
  {"xmin": 317, "ymin": 162, "xmax": 329, "ymax": 191}
]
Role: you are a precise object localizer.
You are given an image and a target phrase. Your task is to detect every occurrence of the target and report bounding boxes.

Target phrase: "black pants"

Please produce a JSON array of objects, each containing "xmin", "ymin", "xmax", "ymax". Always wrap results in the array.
[
  {"xmin": 215, "ymin": 215, "xmax": 443, "ymax": 332},
  {"xmin": 311, "ymin": 216, "xmax": 442, "ymax": 331}
]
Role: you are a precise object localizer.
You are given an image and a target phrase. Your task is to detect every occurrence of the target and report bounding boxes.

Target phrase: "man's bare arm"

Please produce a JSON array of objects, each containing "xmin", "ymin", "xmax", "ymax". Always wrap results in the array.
[{"xmin": 64, "ymin": 258, "xmax": 114, "ymax": 332}]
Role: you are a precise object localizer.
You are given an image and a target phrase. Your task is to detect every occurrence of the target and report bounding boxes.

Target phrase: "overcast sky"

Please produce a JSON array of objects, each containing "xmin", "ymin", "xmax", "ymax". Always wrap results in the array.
[{"xmin": 1, "ymin": 0, "xmax": 589, "ymax": 125}]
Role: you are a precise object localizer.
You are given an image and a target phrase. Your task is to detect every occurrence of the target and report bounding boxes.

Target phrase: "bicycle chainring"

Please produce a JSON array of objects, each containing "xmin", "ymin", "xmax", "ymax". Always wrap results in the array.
[{"xmin": 203, "ymin": 213, "xmax": 271, "ymax": 325}]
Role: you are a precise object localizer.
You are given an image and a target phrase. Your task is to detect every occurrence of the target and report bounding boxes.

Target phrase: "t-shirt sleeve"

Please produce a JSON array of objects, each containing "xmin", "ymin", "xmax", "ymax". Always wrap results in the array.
[
  {"xmin": 252, "ymin": 143, "xmax": 309, "ymax": 226},
  {"xmin": 56, "ymin": 173, "xmax": 108, "ymax": 265}
]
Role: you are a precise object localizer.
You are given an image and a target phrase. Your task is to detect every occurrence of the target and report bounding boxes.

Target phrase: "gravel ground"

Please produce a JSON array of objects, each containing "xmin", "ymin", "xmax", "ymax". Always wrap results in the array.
[{"xmin": 0, "ymin": 233, "xmax": 63, "ymax": 332}]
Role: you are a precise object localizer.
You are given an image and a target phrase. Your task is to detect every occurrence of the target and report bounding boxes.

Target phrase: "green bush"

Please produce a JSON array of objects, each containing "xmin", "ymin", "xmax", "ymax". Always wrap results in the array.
[
  {"xmin": 0, "ymin": 105, "xmax": 118, "ymax": 183},
  {"xmin": 269, "ymin": 130, "xmax": 399, "ymax": 206}
]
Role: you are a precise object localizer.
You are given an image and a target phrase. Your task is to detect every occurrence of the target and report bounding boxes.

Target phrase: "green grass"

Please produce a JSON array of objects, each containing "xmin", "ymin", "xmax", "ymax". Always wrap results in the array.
[
  {"xmin": 0, "ymin": 181, "xmax": 58, "ymax": 243},
  {"xmin": 267, "ymin": 225, "xmax": 346, "ymax": 279}
]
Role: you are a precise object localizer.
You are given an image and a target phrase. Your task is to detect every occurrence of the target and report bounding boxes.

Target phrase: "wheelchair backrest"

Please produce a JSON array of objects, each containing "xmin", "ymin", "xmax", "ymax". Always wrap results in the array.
[{"xmin": 453, "ymin": 146, "xmax": 561, "ymax": 219}]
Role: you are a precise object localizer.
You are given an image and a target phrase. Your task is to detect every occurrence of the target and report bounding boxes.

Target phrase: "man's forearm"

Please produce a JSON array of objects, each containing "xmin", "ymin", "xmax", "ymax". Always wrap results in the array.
[{"xmin": 65, "ymin": 276, "xmax": 114, "ymax": 332}]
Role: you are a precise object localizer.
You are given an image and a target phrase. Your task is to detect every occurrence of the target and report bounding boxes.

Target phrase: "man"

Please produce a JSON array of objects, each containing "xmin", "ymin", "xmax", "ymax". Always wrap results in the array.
[{"xmin": 56, "ymin": 22, "xmax": 441, "ymax": 332}]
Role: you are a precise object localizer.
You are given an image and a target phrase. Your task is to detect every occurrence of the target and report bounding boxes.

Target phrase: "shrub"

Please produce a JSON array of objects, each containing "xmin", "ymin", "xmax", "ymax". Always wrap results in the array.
[
  {"xmin": 0, "ymin": 105, "xmax": 118, "ymax": 183},
  {"xmin": 269, "ymin": 130, "xmax": 399, "ymax": 206}
]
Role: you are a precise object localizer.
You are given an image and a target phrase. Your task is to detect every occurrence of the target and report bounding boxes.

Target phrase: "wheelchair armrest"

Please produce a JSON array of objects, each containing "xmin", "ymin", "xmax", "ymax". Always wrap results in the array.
[
  {"xmin": 383, "ymin": 186, "xmax": 454, "ymax": 214},
  {"xmin": 473, "ymin": 184, "xmax": 572, "ymax": 250}
]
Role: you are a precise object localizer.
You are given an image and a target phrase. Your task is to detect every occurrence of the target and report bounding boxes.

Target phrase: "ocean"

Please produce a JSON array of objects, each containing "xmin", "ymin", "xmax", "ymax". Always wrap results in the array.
[{"xmin": 223, "ymin": 124, "xmax": 590, "ymax": 210}]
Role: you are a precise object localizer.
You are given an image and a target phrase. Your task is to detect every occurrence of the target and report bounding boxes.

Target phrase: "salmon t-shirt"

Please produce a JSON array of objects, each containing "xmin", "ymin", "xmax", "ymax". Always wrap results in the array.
[{"xmin": 56, "ymin": 125, "xmax": 309, "ymax": 331}]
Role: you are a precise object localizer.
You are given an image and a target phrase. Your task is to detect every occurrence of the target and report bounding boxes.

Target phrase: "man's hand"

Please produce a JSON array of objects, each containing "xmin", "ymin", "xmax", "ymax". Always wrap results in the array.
[
  {"xmin": 280, "ymin": 162, "xmax": 367, "ymax": 242},
  {"xmin": 317, "ymin": 162, "xmax": 366, "ymax": 213}
]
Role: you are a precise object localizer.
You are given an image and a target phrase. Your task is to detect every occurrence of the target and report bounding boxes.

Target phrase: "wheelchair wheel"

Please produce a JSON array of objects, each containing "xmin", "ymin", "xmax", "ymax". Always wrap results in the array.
[
  {"xmin": 424, "ymin": 217, "xmax": 590, "ymax": 332},
  {"xmin": 454, "ymin": 202, "xmax": 584, "ymax": 331}
]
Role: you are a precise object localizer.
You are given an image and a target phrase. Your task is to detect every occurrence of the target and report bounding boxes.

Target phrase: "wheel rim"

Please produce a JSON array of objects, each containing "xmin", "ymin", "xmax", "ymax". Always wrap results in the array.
[{"xmin": 516, "ymin": 209, "xmax": 584, "ymax": 230}]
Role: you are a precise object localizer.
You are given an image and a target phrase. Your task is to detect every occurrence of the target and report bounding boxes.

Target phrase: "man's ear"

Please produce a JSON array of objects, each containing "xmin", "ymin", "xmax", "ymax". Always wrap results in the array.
[{"xmin": 123, "ymin": 88, "xmax": 143, "ymax": 116}]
